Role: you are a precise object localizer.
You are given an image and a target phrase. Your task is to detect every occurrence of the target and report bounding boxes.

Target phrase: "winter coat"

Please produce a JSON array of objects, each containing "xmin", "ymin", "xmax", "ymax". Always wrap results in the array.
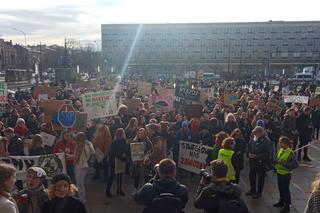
[
  {"xmin": 297, "ymin": 113, "xmax": 313, "ymax": 142},
  {"xmin": 15, "ymin": 186, "xmax": 49, "ymax": 213},
  {"xmin": 41, "ymin": 196, "xmax": 86, "ymax": 213},
  {"xmin": 8, "ymin": 135, "xmax": 24, "ymax": 156},
  {"xmin": 193, "ymin": 179, "xmax": 242, "ymax": 213},
  {"xmin": 134, "ymin": 177, "xmax": 188, "ymax": 211}
]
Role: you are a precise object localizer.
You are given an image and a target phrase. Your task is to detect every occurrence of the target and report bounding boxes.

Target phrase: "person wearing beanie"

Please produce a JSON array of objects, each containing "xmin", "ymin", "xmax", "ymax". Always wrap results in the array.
[
  {"xmin": 41, "ymin": 173, "xmax": 86, "ymax": 213},
  {"xmin": 15, "ymin": 167, "xmax": 48, "ymax": 213}
]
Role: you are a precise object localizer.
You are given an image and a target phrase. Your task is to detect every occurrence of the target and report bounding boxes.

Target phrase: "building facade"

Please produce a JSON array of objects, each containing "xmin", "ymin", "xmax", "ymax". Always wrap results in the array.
[
  {"xmin": 0, "ymin": 39, "xmax": 17, "ymax": 71},
  {"xmin": 101, "ymin": 21, "xmax": 320, "ymax": 78}
]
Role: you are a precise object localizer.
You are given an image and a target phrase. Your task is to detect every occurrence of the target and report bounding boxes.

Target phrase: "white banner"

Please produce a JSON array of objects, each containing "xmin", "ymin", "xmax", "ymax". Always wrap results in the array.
[
  {"xmin": 178, "ymin": 141, "xmax": 211, "ymax": 174},
  {"xmin": 130, "ymin": 143, "xmax": 145, "ymax": 162},
  {"xmin": 284, "ymin": 95, "xmax": 309, "ymax": 104},
  {"xmin": 0, "ymin": 153, "xmax": 67, "ymax": 180},
  {"xmin": 81, "ymin": 90, "xmax": 117, "ymax": 120}
]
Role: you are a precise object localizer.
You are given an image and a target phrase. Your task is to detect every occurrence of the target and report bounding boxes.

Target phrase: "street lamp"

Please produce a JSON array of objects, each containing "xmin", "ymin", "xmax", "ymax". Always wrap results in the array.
[{"xmin": 12, "ymin": 28, "xmax": 26, "ymax": 46}]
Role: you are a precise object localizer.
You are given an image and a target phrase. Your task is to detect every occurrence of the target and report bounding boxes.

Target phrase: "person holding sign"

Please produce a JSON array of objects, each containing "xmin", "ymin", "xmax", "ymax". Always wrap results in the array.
[{"xmin": 131, "ymin": 128, "xmax": 153, "ymax": 190}]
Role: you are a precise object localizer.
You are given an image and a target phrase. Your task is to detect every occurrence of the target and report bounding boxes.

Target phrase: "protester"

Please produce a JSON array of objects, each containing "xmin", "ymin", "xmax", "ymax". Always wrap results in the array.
[
  {"xmin": 15, "ymin": 167, "xmax": 48, "ymax": 213},
  {"xmin": 106, "ymin": 128, "xmax": 129, "ymax": 197},
  {"xmin": 74, "ymin": 132, "xmax": 95, "ymax": 204},
  {"xmin": 194, "ymin": 159, "xmax": 248, "ymax": 213},
  {"xmin": 0, "ymin": 137, "xmax": 9, "ymax": 157},
  {"xmin": 134, "ymin": 158, "xmax": 188, "ymax": 213},
  {"xmin": 217, "ymin": 137, "xmax": 240, "ymax": 183},
  {"xmin": 4, "ymin": 127, "xmax": 24, "ymax": 156},
  {"xmin": 224, "ymin": 113, "xmax": 238, "ymax": 134},
  {"xmin": 53, "ymin": 130, "xmax": 76, "ymax": 183},
  {"xmin": 206, "ymin": 131, "xmax": 229, "ymax": 164},
  {"xmin": 274, "ymin": 136, "xmax": 299, "ymax": 213},
  {"xmin": 230, "ymin": 128, "xmax": 247, "ymax": 183},
  {"xmin": 29, "ymin": 134, "xmax": 46, "ymax": 156},
  {"xmin": 0, "ymin": 163, "xmax": 18, "ymax": 213},
  {"xmin": 311, "ymin": 106, "xmax": 320, "ymax": 140},
  {"xmin": 281, "ymin": 108, "xmax": 299, "ymax": 150},
  {"xmin": 304, "ymin": 173, "xmax": 320, "ymax": 213},
  {"xmin": 246, "ymin": 126, "xmax": 274, "ymax": 199},
  {"xmin": 42, "ymin": 173, "xmax": 86, "ymax": 213},
  {"xmin": 296, "ymin": 106, "xmax": 313, "ymax": 161},
  {"xmin": 14, "ymin": 118, "xmax": 29, "ymax": 138}
]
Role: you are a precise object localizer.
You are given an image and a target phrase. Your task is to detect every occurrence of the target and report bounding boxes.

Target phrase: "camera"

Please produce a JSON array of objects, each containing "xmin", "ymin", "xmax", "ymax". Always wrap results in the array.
[{"xmin": 199, "ymin": 169, "xmax": 211, "ymax": 184}]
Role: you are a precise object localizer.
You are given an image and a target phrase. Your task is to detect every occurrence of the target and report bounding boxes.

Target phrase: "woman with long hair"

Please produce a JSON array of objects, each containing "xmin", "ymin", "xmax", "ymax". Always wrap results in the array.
[
  {"xmin": 29, "ymin": 134, "xmax": 46, "ymax": 156},
  {"xmin": 125, "ymin": 117, "xmax": 139, "ymax": 141},
  {"xmin": 0, "ymin": 163, "xmax": 18, "ymax": 213},
  {"xmin": 304, "ymin": 173, "xmax": 320, "ymax": 213},
  {"xmin": 105, "ymin": 128, "xmax": 129, "ymax": 197},
  {"xmin": 42, "ymin": 173, "xmax": 86, "ymax": 213},
  {"xmin": 131, "ymin": 128, "xmax": 153, "ymax": 190},
  {"xmin": 224, "ymin": 113, "xmax": 238, "ymax": 135},
  {"xmin": 92, "ymin": 124, "xmax": 112, "ymax": 180},
  {"xmin": 53, "ymin": 130, "xmax": 76, "ymax": 183},
  {"xmin": 74, "ymin": 132, "xmax": 95, "ymax": 204},
  {"xmin": 230, "ymin": 128, "xmax": 247, "ymax": 184}
]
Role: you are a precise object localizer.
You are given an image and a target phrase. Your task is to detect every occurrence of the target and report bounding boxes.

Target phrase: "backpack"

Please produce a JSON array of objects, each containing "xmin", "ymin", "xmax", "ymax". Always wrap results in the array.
[
  {"xmin": 218, "ymin": 197, "xmax": 249, "ymax": 213},
  {"xmin": 143, "ymin": 185, "xmax": 185, "ymax": 213}
]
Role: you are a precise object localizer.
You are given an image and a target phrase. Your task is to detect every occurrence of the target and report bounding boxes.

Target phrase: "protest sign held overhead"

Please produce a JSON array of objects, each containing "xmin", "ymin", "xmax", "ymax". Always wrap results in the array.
[
  {"xmin": 148, "ymin": 95, "xmax": 174, "ymax": 112},
  {"xmin": 82, "ymin": 90, "xmax": 117, "ymax": 120},
  {"xmin": 284, "ymin": 95, "xmax": 309, "ymax": 104},
  {"xmin": 0, "ymin": 81, "xmax": 7, "ymax": 103}
]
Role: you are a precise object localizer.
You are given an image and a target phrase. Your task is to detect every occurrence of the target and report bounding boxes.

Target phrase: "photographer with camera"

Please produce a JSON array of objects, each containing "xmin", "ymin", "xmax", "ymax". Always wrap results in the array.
[
  {"xmin": 194, "ymin": 160, "xmax": 249, "ymax": 213},
  {"xmin": 134, "ymin": 158, "xmax": 188, "ymax": 213}
]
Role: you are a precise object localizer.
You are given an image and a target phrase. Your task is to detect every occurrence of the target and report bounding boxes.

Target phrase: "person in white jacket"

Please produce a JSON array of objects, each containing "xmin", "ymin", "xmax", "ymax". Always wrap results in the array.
[
  {"xmin": 0, "ymin": 163, "xmax": 18, "ymax": 213},
  {"xmin": 74, "ymin": 132, "xmax": 95, "ymax": 204}
]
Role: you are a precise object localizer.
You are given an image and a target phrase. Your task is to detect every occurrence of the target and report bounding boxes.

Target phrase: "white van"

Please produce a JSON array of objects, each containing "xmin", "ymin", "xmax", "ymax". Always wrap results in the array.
[{"xmin": 288, "ymin": 73, "xmax": 314, "ymax": 82}]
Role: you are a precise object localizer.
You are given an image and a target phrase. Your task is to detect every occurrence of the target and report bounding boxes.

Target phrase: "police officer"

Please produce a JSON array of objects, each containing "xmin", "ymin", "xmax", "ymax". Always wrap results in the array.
[{"xmin": 274, "ymin": 136, "xmax": 299, "ymax": 213}]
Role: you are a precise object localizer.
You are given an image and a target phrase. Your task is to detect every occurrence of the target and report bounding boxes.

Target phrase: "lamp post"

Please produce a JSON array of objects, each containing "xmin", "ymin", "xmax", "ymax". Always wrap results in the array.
[{"xmin": 12, "ymin": 28, "xmax": 26, "ymax": 46}]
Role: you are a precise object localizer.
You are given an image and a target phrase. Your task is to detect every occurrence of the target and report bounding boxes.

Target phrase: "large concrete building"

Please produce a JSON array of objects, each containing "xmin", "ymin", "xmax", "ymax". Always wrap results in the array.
[{"xmin": 101, "ymin": 21, "xmax": 320, "ymax": 78}]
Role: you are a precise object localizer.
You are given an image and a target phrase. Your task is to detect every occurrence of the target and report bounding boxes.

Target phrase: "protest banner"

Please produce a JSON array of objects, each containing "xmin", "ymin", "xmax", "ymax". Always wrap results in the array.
[
  {"xmin": 175, "ymin": 87, "xmax": 200, "ymax": 101},
  {"xmin": 0, "ymin": 153, "xmax": 66, "ymax": 180},
  {"xmin": 121, "ymin": 98, "xmax": 142, "ymax": 114},
  {"xmin": 309, "ymin": 97, "xmax": 320, "ymax": 107},
  {"xmin": 316, "ymin": 87, "xmax": 320, "ymax": 95},
  {"xmin": 137, "ymin": 81, "xmax": 152, "ymax": 97},
  {"xmin": 82, "ymin": 90, "xmax": 117, "ymax": 120},
  {"xmin": 130, "ymin": 143, "xmax": 145, "ymax": 162},
  {"xmin": 185, "ymin": 104, "xmax": 203, "ymax": 118},
  {"xmin": 148, "ymin": 95, "xmax": 174, "ymax": 112},
  {"xmin": 0, "ymin": 81, "xmax": 8, "ymax": 103},
  {"xmin": 224, "ymin": 93, "xmax": 239, "ymax": 105},
  {"xmin": 178, "ymin": 141, "xmax": 211, "ymax": 174},
  {"xmin": 73, "ymin": 112, "xmax": 88, "ymax": 131},
  {"xmin": 156, "ymin": 87, "xmax": 175, "ymax": 97},
  {"xmin": 33, "ymin": 86, "xmax": 59, "ymax": 99},
  {"xmin": 284, "ymin": 95, "xmax": 309, "ymax": 104},
  {"xmin": 40, "ymin": 132, "xmax": 56, "ymax": 147}
]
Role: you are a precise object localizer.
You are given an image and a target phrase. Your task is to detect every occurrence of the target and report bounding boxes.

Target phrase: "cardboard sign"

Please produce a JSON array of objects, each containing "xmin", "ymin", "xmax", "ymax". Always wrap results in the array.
[
  {"xmin": 178, "ymin": 141, "xmax": 211, "ymax": 174},
  {"xmin": 224, "ymin": 93, "xmax": 239, "ymax": 105},
  {"xmin": 175, "ymin": 87, "xmax": 200, "ymax": 101},
  {"xmin": 284, "ymin": 95, "xmax": 309, "ymax": 104},
  {"xmin": 316, "ymin": 87, "xmax": 320, "ymax": 95},
  {"xmin": 0, "ymin": 153, "xmax": 66, "ymax": 180},
  {"xmin": 40, "ymin": 132, "xmax": 56, "ymax": 147},
  {"xmin": 185, "ymin": 104, "xmax": 203, "ymax": 118},
  {"xmin": 130, "ymin": 142, "xmax": 145, "ymax": 162},
  {"xmin": 82, "ymin": 90, "xmax": 117, "ymax": 120},
  {"xmin": 40, "ymin": 100, "xmax": 65, "ymax": 130},
  {"xmin": 148, "ymin": 95, "xmax": 174, "ymax": 112},
  {"xmin": 0, "ymin": 81, "xmax": 8, "ymax": 103},
  {"xmin": 137, "ymin": 81, "xmax": 152, "ymax": 97},
  {"xmin": 33, "ymin": 86, "xmax": 59, "ymax": 99},
  {"xmin": 156, "ymin": 87, "xmax": 175, "ymax": 97},
  {"xmin": 121, "ymin": 98, "xmax": 142, "ymax": 114}
]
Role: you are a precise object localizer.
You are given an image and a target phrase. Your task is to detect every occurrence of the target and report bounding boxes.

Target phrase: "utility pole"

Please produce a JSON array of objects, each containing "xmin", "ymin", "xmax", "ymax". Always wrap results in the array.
[{"xmin": 39, "ymin": 42, "xmax": 42, "ymax": 82}]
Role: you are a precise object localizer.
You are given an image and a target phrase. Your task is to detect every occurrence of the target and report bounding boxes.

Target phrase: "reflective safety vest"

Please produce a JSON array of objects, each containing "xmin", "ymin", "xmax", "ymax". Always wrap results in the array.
[
  {"xmin": 218, "ymin": 149, "xmax": 236, "ymax": 181},
  {"xmin": 275, "ymin": 148, "xmax": 293, "ymax": 175}
]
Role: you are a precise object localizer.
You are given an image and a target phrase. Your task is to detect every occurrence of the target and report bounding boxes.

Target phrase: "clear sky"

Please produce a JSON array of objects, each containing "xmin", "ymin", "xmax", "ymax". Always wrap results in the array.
[{"xmin": 0, "ymin": 0, "xmax": 320, "ymax": 45}]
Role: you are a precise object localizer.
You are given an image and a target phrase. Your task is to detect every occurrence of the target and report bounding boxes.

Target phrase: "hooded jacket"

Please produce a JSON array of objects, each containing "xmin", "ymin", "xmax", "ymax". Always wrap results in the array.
[
  {"xmin": 134, "ymin": 176, "xmax": 188, "ymax": 211},
  {"xmin": 194, "ymin": 179, "xmax": 242, "ymax": 213}
]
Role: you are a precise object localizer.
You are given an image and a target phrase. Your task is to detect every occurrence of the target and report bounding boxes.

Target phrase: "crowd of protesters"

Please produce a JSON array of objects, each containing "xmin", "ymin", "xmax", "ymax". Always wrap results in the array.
[{"xmin": 0, "ymin": 76, "xmax": 319, "ymax": 213}]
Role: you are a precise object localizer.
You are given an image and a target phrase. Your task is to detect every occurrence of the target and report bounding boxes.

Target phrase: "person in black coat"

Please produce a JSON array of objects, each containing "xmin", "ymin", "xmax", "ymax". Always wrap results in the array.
[
  {"xmin": 296, "ymin": 107, "xmax": 313, "ymax": 161},
  {"xmin": 246, "ymin": 126, "xmax": 274, "ymax": 199},
  {"xmin": 42, "ymin": 173, "xmax": 86, "ymax": 213},
  {"xmin": 231, "ymin": 128, "xmax": 247, "ymax": 184},
  {"xmin": 311, "ymin": 106, "xmax": 320, "ymax": 140},
  {"xmin": 134, "ymin": 158, "xmax": 188, "ymax": 213},
  {"xmin": 105, "ymin": 128, "xmax": 130, "ymax": 197}
]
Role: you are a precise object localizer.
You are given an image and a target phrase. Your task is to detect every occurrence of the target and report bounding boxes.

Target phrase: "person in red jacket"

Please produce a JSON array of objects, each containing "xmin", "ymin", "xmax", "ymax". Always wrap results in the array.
[
  {"xmin": 14, "ymin": 118, "xmax": 29, "ymax": 138},
  {"xmin": 53, "ymin": 130, "xmax": 76, "ymax": 183}
]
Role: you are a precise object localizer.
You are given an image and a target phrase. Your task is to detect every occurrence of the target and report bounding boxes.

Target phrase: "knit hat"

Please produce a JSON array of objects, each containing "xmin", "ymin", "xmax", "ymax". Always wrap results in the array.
[
  {"xmin": 27, "ymin": 167, "xmax": 47, "ymax": 178},
  {"xmin": 52, "ymin": 173, "xmax": 71, "ymax": 184},
  {"xmin": 256, "ymin": 119, "xmax": 265, "ymax": 128}
]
